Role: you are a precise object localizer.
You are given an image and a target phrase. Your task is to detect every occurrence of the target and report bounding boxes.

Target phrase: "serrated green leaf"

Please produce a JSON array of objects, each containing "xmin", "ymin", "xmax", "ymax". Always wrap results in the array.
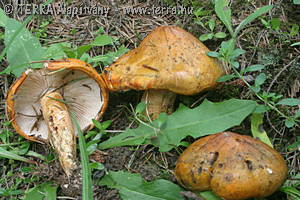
[
  {"xmin": 215, "ymin": 0, "xmax": 234, "ymax": 37},
  {"xmin": 234, "ymin": 5, "xmax": 273, "ymax": 37},
  {"xmin": 277, "ymin": 98, "xmax": 300, "ymax": 106},
  {"xmin": 98, "ymin": 170, "xmax": 184, "ymax": 200},
  {"xmin": 158, "ymin": 99, "xmax": 256, "ymax": 151},
  {"xmin": 250, "ymin": 113, "xmax": 272, "ymax": 147},
  {"xmin": 99, "ymin": 99, "xmax": 256, "ymax": 152},
  {"xmin": 4, "ymin": 18, "xmax": 45, "ymax": 76}
]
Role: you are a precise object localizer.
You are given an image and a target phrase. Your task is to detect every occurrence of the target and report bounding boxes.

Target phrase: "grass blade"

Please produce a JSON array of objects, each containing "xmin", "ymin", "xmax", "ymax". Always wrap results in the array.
[
  {"xmin": 72, "ymin": 113, "xmax": 93, "ymax": 200},
  {"xmin": 234, "ymin": 5, "xmax": 273, "ymax": 37},
  {"xmin": 0, "ymin": 147, "xmax": 36, "ymax": 164}
]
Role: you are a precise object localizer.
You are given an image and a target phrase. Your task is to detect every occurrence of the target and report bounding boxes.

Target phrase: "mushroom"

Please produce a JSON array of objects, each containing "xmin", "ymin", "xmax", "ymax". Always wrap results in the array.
[
  {"xmin": 102, "ymin": 26, "xmax": 225, "ymax": 120},
  {"xmin": 6, "ymin": 58, "xmax": 108, "ymax": 176},
  {"xmin": 174, "ymin": 132, "xmax": 287, "ymax": 200}
]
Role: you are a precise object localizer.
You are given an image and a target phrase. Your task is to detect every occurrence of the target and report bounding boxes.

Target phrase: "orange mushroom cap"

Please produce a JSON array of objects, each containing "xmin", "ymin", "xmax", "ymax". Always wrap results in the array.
[
  {"xmin": 175, "ymin": 132, "xmax": 287, "ymax": 200},
  {"xmin": 6, "ymin": 58, "xmax": 108, "ymax": 143},
  {"xmin": 102, "ymin": 26, "xmax": 225, "ymax": 95}
]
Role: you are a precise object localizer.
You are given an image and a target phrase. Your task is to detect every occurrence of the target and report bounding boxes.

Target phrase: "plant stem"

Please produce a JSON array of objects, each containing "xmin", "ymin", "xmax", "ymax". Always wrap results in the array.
[{"xmin": 230, "ymin": 63, "xmax": 290, "ymax": 119}]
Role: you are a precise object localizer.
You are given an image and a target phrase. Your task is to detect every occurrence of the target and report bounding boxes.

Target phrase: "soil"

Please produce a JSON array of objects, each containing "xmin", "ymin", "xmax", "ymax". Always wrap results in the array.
[{"xmin": 0, "ymin": 0, "xmax": 299, "ymax": 200}]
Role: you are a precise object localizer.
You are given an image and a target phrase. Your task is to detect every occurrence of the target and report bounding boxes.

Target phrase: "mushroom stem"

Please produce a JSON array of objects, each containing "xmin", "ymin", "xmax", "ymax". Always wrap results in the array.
[
  {"xmin": 40, "ymin": 92, "xmax": 77, "ymax": 177},
  {"xmin": 141, "ymin": 89, "xmax": 177, "ymax": 120}
]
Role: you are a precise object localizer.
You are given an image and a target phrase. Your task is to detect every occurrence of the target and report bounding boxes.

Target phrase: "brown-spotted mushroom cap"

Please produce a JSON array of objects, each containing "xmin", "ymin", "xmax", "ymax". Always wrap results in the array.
[
  {"xmin": 102, "ymin": 26, "xmax": 225, "ymax": 119},
  {"xmin": 6, "ymin": 58, "xmax": 108, "ymax": 176},
  {"xmin": 175, "ymin": 132, "xmax": 287, "ymax": 200}
]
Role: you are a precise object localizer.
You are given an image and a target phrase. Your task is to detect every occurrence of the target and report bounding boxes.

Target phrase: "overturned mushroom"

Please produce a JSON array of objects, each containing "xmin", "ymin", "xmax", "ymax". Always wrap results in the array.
[
  {"xmin": 174, "ymin": 132, "xmax": 287, "ymax": 200},
  {"xmin": 6, "ymin": 58, "xmax": 108, "ymax": 176},
  {"xmin": 102, "ymin": 26, "xmax": 225, "ymax": 119}
]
